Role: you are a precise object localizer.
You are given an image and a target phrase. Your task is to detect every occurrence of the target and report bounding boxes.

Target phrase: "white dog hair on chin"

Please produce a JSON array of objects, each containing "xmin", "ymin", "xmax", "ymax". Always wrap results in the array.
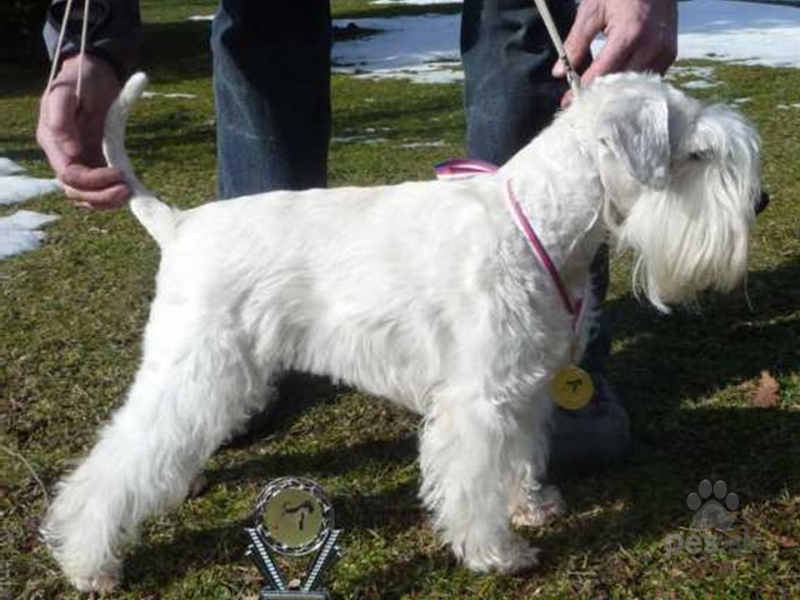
[
  {"xmin": 42, "ymin": 71, "xmax": 763, "ymax": 592},
  {"xmin": 580, "ymin": 80, "xmax": 761, "ymax": 312}
]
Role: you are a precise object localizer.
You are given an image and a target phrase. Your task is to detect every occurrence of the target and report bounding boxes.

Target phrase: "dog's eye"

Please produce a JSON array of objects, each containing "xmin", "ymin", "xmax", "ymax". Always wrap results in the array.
[{"xmin": 689, "ymin": 151, "xmax": 708, "ymax": 162}]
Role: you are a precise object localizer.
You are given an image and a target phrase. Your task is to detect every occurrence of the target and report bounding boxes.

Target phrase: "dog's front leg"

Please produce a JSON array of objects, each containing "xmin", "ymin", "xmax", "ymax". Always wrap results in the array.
[
  {"xmin": 43, "ymin": 311, "xmax": 271, "ymax": 592},
  {"xmin": 510, "ymin": 477, "xmax": 565, "ymax": 529},
  {"xmin": 509, "ymin": 395, "xmax": 564, "ymax": 528},
  {"xmin": 420, "ymin": 394, "xmax": 540, "ymax": 573}
]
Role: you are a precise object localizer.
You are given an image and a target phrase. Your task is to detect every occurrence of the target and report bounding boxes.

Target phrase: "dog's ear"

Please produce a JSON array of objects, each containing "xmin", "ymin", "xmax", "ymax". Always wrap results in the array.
[{"xmin": 598, "ymin": 95, "xmax": 670, "ymax": 188}]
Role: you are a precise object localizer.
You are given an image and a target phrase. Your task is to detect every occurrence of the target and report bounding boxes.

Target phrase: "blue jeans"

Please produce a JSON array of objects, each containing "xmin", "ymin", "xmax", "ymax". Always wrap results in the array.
[
  {"xmin": 210, "ymin": 0, "xmax": 575, "ymax": 195},
  {"xmin": 210, "ymin": 0, "xmax": 611, "ymax": 374},
  {"xmin": 461, "ymin": 0, "xmax": 576, "ymax": 163},
  {"xmin": 211, "ymin": 0, "xmax": 331, "ymax": 198}
]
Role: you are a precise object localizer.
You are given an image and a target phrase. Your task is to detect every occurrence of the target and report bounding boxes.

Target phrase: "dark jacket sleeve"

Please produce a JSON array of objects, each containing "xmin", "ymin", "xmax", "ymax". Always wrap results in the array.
[{"xmin": 43, "ymin": 0, "xmax": 142, "ymax": 79}]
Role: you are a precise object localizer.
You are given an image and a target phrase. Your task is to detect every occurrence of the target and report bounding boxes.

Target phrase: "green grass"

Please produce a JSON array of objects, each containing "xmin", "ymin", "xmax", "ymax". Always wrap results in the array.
[{"xmin": 2, "ymin": 4, "xmax": 799, "ymax": 599}]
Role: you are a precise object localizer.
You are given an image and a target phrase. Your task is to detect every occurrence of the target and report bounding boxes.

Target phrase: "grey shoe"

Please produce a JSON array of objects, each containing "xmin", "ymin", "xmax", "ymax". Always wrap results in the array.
[{"xmin": 549, "ymin": 374, "xmax": 630, "ymax": 473}]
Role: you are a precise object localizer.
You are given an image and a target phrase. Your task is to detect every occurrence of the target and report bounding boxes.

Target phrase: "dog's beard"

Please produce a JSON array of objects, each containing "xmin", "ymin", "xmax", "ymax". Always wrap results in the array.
[{"xmin": 618, "ymin": 176, "xmax": 753, "ymax": 312}]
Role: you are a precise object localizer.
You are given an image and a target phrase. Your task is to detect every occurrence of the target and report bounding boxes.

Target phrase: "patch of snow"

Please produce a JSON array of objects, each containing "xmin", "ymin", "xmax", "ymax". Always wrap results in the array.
[
  {"xmin": 354, "ymin": 63, "xmax": 463, "ymax": 84},
  {"xmin": 398, "ymin": 140, "xmax": 446, "ymax": 148},
  {"xmin": 331, "ymin": 135, "xmax": 389, "ymax": 144},
  {"xmin": 0, "ymin": 158, "xmax": 26, "ymax": 176},
  {"xmin": 333, "ymin": 14, "xmax": 461, "ymax": 84},
  {"xmin": 733, "ymin": 97, "xmax": 752, "ymax": 104},
  {"xmin": 142, "ymin": 91, "xmax": 198, "ymax": 99},
  {"xmin": 668, "ymin": 64, "xmax": 721, "ymax": 90},
  {"xmin": 187, "ymin": 15, "xmax": 213, "ymax": 22},
  {"xmin": 673, "ymin": 0, "xmax": 800, "ymax": 67},
  {"xmin": 334, "ymin": 62, "xmax": 463, "ymax": 84},
  {"xmin": 596, "ymin": 0, "xmax": 800, "ymax": 68},
  {"xmin": 681, "ymin": 79, "xmax": 721, "ymax": 90},
  {"xmin": 331, "ymin": 135, "xmax": 371, "ymax": 143},
  {"xmin": 0, "ymin": 210, "xmax": 60, "ymax": 260},
  {"xmin": 338, "ymin": 1, "xmax": 799, "ymax": 85},
  {"xmin": 0, "ymin": 177, "xmax": 60, "ymax": 205},
  {"xmin": 666, "ymin": 65, "xmax": 716, "ymax": 80},
  {"xmin": 0, "ymin": 158, "xmax": 60, "ymax": 206},
  {"xmin": 777, "ymin": 103, "xmax": 800, "ymax": 110}
]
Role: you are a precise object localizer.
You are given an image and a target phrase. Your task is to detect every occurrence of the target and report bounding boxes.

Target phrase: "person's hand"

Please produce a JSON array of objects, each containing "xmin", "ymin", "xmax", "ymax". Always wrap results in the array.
[
  {"xmin": 553, "ymin": 0, "xmax": 678, "ymax": 106},
  {"xmin": 37, "ymin": 54, "xmax": 132, "ymax": 210}
]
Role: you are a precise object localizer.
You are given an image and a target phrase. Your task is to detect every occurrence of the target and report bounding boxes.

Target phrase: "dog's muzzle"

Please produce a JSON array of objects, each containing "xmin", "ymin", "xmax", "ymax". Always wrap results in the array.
[{"xmin": 756, "ymin": 190, "xmax": 770, "ymax": 215}]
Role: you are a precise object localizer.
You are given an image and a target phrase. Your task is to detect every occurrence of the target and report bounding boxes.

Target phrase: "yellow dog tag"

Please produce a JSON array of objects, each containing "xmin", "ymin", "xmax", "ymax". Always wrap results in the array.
[{"xmin": 550, "ymin": 365, "xmax": 594, "ymax": 410}]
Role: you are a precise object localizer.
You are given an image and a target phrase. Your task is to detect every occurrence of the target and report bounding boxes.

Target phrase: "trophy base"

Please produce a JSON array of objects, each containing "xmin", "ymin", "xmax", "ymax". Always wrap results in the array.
[{"xmin": 261, "ymin": 591, "xmax": 330, "ymax": 600}]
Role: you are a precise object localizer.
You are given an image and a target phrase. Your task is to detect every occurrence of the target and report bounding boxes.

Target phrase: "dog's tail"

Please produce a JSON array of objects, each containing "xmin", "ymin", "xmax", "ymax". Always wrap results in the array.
[{"xmin": 103, "ymin": 72, "xmax": 177, "ymax": 247}]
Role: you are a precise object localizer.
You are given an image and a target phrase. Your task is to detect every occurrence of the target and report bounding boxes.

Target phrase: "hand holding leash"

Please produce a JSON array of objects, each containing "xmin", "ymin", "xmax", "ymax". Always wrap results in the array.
[{"xmin": 552, "ymin": 0, "xmax": 678, "ymax": 106}]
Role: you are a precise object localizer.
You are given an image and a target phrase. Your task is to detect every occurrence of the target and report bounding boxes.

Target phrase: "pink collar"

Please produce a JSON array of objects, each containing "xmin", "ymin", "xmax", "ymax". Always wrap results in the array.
[
  {"xmin": 435, "ymin": 159, "xmax": 582, "ymax": 321},
  {"xmin": 434, "ymin": 158, "xmax": 502, "ymax": 179}
]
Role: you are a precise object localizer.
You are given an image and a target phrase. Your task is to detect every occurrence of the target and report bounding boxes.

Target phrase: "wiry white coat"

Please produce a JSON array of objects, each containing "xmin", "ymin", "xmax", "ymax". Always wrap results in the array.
[{"xmin": 43, "ymin": 72, "xmax": 762, "ymax": 592}]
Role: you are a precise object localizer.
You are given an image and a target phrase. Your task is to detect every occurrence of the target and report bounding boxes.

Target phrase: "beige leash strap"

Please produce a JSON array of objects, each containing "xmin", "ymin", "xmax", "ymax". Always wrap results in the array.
[
  {"xmin": 76, "ymin": 0, "xmax": 91, "ymax": 99},
  {"xmin": 532, "ymin": 0, "xmax": 582, "ymax": 95},
  {"xmin": 46, "ymin": 0, "xmax": 90, "ymax": 101}
]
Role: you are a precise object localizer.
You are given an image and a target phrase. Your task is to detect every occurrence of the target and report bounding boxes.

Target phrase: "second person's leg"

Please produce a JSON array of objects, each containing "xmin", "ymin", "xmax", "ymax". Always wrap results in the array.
[
  {"xmin": 461, "ymin": 0, "xmax": 629, "ymax": 473},
  {"xmin": 211, "ymin": 0, "xmax": 332, "ymax": 198}
]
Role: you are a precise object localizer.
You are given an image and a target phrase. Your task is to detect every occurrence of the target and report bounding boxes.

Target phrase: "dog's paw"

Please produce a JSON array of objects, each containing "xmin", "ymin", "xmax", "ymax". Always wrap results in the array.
[
  {"xmin": 511, "ymin": 483, "xmax": 565, "ymax": 528},
  {"xmin": 68, "ymin": 567, "xmax": 121, "ymax": 593},
  {"xmin": 42, "ymin": 522, "xmax": 121, "ymax": 593},
  {"xmin": 463, "ymin": 538, "xmax": 540, "ymax": 574}
]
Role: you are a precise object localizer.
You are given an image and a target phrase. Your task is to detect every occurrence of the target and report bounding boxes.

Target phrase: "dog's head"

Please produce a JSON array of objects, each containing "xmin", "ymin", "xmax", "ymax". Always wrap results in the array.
[{"xmin": 569, "ymin": 73, "xmax": 765, "ymax": 312}]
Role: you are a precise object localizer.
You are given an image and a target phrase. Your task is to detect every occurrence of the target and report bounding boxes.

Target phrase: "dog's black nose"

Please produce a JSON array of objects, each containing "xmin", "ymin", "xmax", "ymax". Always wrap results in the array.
[{"xmin": 756, "ymin": 190, "xmax": 770, "ymax": 215}]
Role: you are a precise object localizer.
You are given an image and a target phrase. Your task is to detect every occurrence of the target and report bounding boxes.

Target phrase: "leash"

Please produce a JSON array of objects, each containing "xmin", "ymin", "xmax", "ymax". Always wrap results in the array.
[
  {"xmin": 533, "ymin": 0, "xmax": 582, "ymax": 96},
  {"xmin": 76, "ymin": 0, "xmax": 92, "ymax": 99},
  {"xmin": 46, "ymin": 0, "xmax": 91, "ymax": 101}
]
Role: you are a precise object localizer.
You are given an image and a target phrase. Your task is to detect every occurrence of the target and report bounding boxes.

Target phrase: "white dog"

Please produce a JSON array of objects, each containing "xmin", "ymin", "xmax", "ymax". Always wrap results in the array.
[{"xmin": 43, "ymin": 72, "xmax": 764, "ymax": 592}]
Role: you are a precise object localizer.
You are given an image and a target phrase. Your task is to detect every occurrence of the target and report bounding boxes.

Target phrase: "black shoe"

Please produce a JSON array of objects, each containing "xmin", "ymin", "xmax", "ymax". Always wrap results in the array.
[{"xmin": 549, "ymin": 374, "xmax": 630, "ymax": 473}]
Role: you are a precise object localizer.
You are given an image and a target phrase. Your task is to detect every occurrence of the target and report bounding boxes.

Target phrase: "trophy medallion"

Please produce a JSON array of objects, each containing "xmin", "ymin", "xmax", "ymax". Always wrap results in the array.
[{"xmin": 245, "ymin": 477, "xmax": 342, "ymax": 600}]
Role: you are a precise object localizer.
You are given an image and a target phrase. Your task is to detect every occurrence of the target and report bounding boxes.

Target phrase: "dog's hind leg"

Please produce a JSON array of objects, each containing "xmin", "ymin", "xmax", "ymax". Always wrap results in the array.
[
  {"xmin": 419, "ymin": 391, "xmax": 540, "ymax": 573},
  {"xmin": 43, "ymin": 310, "xmax": 270, "ymax": 592}
]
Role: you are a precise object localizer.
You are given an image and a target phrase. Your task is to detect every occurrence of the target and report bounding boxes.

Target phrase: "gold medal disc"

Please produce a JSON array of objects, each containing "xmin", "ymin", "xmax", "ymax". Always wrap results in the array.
[{"xmin": 550, "ymin": 365, "xmax": 594, "ymax": 410}]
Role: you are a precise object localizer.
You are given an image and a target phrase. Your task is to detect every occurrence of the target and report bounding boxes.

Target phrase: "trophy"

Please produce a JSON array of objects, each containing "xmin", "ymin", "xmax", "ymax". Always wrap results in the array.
[{"xmin": 245, "ymin": 477, "xmax": 342, "ymax": 600}]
